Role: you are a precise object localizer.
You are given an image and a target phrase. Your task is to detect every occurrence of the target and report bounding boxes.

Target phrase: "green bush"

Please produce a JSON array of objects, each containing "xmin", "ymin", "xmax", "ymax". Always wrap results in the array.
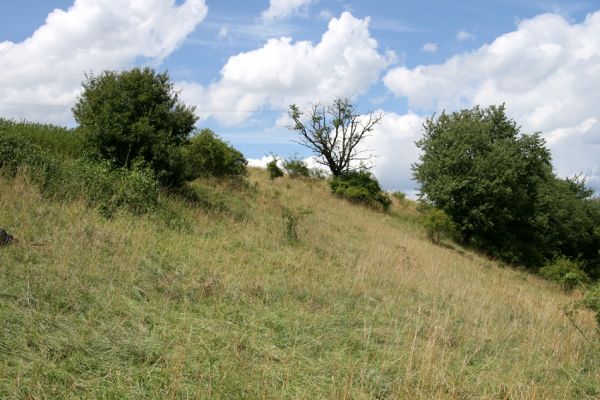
[
  {"xmin": 392, "ymin": 191, "xmax": 406, "ymax": 202},
  {"xmin": 267, "ymin": 158, "xmax": 284, "ymax": 179},
  {"xmin": 329, "ymin": 170, "xmax": 391, "ymax": 211},
  {"xmin": 0, "ymin": 135, "xmax": 158, "ymax": 216},
  {"xmin": 582, "ymin": 284, "xmax": 600, "ymax": 328},
  {"xmin": 72, "ymin": 67, "xmax": 197, "ymax": 187},
  {"xmin": 283, "ymin": 157, "xmax": 310, "ymax": 178},
  {"xmin": 0, "ymin": 119, "xmax": 80, "ymax": 160},
  {"xmin": 183, "ymin": 129, "xmax": 247, "ymax": 179},
  {"xmin": 282, "ymin": 207, "xmax": 312, "ymax": 244},
  {"xmin": 422, "ymin": 208, "xmax": 457, "ymax": 245},
  {"xmin": 539, "ymin": 258, "xmax": 590, "ymax": 292}
]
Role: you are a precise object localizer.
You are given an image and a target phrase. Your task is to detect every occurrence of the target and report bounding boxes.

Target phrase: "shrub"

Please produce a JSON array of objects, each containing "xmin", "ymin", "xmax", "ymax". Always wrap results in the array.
[
  {"xmin": 329, "ymin": 170, "xmax": 391, "ymax": 211},
  {"xmin": 392, "ymin": 191, "xmax": 406, "ymax": 202},
  {"xmin": 0, "ymin": 134, "xmax": 157, "ymax": 216},
  {"xmin": 282, "ymin": 207, "xmax": 311, "ymax": 244},
  {"xmin": 539, "ymin": 258, "xmax": 590, "ymax": 292},
  {"xmin": 582, "ymin": 284, "xmax": 600, "ymax": 328},
  {"xmin": 72, "ymin": 67, "xmax": 197, "ymax": 187},
  {"xmin": 309, "ymin": 168, "xmax": 328, "ymax": 180},
  {"xmin": 283, "ymin": 157, "xmax": 310, "ymax": 178},
  {"xmin": 267, "ymin": 158, "xmax": 284, "ymax": 179},
  {"xmin": 0, "ymin": 119, "xmax": 80, "ymax": 160},
  {"xmin": 422, "ymin": 208, "xmax": 457, "ymax": 245},
  {"xmin": 183, "ymin": 129, "xmax": 247, "ymax": 179}
]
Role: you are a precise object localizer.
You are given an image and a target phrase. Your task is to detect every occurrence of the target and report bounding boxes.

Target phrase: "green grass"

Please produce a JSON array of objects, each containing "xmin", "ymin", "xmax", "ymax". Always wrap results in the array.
[{"xmin": 0, "ymin": 122, "xmax": 599, "ymax": 399}]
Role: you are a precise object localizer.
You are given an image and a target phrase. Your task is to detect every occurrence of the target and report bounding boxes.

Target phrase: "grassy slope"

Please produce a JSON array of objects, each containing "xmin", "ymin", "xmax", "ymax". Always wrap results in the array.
[{"xmin": 0, "ymin": 169, "xmax": 599, "ymax": 399}]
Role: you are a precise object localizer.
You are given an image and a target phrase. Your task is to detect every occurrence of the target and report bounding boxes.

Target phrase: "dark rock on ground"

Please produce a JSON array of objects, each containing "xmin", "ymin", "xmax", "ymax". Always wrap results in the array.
[{"xmin": 0, "ymin": 228, "xmax": 15, "ymax": 246}]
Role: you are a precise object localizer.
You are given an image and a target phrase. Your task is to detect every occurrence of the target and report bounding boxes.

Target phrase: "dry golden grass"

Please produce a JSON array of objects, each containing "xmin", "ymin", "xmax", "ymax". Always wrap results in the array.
[{"xmin": 0, "ymin": 169, "xmax": 598, "ymax": 399}]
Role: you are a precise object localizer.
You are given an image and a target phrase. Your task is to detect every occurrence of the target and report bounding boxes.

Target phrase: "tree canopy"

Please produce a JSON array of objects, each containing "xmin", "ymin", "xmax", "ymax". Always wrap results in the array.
[
  {"xmin": 413, "ymin": 105, "xmax": 600, "ymax": 275},
  {"xmin": 73, "ymin": 67, "xmax": 197, "ymax": 187}
]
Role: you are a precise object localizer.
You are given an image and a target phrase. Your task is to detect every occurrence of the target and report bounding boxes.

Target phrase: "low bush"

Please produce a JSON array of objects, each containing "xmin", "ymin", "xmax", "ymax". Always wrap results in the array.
[
  {"xmin": 392, "ymin": 191, "xmax": 406, "ymax": 202},
  {"xmin": 422, "ymin": 208, "xmax": 457, "ymax": 245},
  {"xmin": 282, "ymin": 206, "xmax": 312, "ymax": 244},
  {"xmin": 283, "ymin": 157, "xmax": 310, "ymax": 178},
  {"xmin": 183, "ymin": 129, "xmax": 247, "ymax": 179},
  {"xmin": 539, "ymin": 258, "xmax": 590, "ymax": 292},
  {"xmin": 0, "ymin": 135, "xmax": 158, "ymax": 216},
  {"xmin": 0, "ymin": 118, "xmax": 80, "ymax": 160},
  {"xmin": 267, "ymin": 158, "xmax": 284, "ymax": 179},
  {"xmin": 582, "ymin": 284, "xmax": 600, "ymax": 328},
  {"xmin": 329, "ymin": 170, "xmax": 391, "ymax": 211}
]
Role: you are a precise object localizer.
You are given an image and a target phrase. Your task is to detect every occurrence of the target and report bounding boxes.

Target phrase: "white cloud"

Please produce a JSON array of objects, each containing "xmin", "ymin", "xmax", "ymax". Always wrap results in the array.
[
  {"xmin": 457, "ymin": 29, "xmax": 475, "ymax": 41},
  {"xmin": 384, "ymin": 11, "xmax": 600, "ymax": 189},
  {"xmin": 0, "ymin": 0, "xmax": 208, "ymax": 125},
  {"xmin": 262, "ymin": 0, "xmax": 313, "ymax": 21},
  {"xmin": 361, "ymin": 111, "xmax": 423, "ymax": 195},
  {"xmin": 179, "ymin": 12, "xmax": 394, "ymax": 125},
  {"xmin": 422, "ymin": 42, "xmax": 438, "ymax": 53}
]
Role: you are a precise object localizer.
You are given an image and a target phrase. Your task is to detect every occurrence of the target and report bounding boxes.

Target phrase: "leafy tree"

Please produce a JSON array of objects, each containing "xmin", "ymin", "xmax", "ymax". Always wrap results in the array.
[
  {"xmin": 536, "ymin": 176, "xmax": 600, "ymax": 277},
  {"xmin": 288, "ymin": 98, "xmax": 383, "ymax": 177},
  {"xmin": 413, "ymin": 105, "xmax": 553, "ymax": 265},
  {"xmin": 183, "ymin": 129, "xmax": 247, "ymax": 179},
  {"xmin": 414, "ymin": 105, "xmax": 600, "ymax": 273},
  {"xmin": 72, "ymin": 67, "xmax": 197, "ymax": 187}
]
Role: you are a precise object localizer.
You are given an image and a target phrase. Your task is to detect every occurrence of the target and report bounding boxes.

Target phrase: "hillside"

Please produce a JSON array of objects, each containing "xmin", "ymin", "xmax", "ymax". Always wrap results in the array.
[{"xmin": 1, "ymin": 161, "xmax": 599, "ymax": 398}]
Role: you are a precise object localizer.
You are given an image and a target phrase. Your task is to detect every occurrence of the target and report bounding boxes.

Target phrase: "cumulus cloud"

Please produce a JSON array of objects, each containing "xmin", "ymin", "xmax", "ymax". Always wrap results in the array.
[
  {"xmin": 384, "ymin": 11, "xmax": 600, "ymax": 189},
  {"xmin": 0, "ymin": 0, "xmax": 208, "ymax": 124},
  {"xmin": 362, "ymin": 112, "xmax": 423, "ymax": 195},
  {"xmin": 262, "ymin": 0, "xmax": 313, "ymax": 21},
  {"xmin": 178, "ymin": 12, "xmax": 394, "ymax": 125}
]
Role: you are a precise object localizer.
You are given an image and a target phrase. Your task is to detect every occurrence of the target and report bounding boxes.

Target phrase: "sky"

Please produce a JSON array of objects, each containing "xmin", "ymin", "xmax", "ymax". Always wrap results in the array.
[{"xmin": 1, "ymin": 0, "xmax": 599, "ymax": 195}]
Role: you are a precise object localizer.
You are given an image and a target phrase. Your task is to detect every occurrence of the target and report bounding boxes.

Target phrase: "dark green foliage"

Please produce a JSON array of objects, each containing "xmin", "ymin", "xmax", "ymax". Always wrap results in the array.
[
  {"xmin": 330, "ymin": 170, "xmax": 391, "ymax": 211},
  {"xmin": 62, "ymin": 160, "xmax": 159, "ymax": 216},
  {"xmin": 0, "ymin": 119, "xmax": 80, "ymax": 160},
  {"xmin": 414, "ymin": 105, "xmax": 553, "ymax": 265},
  {"xmin": 539, "ymin": 258, "xmax": 590, "ymax": 292},
  {"xmin": 267, "ymin": 158, "xmax": 284, "ymax": 179},
  {"xmin": 0, "ymin": 132, "xmax": 157, "ymax": 216},
  {"xmin": 422, "ymin": 208, "xmax": 457, "ymax": 245},
  {"xmin": 72, "ymin": 67, "xmax": 197, "ymax": 187},
  {"xmin": 183, "ymin": 129, "xmax": 247, "ymax": 179},
  {"xmin": 535, "ymin": 176, "xmax": 600, "ymax": 278},
  {"xmin": 283, "ymin": 156, "xmax": 310, "ymax": 178},
  {"xmin": 413, "ymin": 104, "xmax": 600, "ymax": 273},
  {"xmin": 582, "ymin": 284, "xmax": 600, "ymax": 328}
]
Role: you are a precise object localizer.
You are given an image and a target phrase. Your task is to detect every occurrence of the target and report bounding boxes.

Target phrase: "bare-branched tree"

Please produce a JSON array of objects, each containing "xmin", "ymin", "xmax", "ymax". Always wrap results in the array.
[{"xmin": 288, "ymin": 98, "xmax": 383, "ymax": 177}]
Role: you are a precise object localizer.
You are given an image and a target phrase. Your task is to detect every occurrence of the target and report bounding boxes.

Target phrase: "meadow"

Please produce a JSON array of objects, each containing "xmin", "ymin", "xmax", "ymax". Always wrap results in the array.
[{"xmin": 1, "ymin": 158, "xmax": 599, "ymax": 398}]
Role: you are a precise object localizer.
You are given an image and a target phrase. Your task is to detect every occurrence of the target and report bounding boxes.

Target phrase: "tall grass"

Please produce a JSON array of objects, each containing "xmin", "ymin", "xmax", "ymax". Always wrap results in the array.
[{"xmin": 0, "ymin": 168, "xmax": 598, "ymax": 399}]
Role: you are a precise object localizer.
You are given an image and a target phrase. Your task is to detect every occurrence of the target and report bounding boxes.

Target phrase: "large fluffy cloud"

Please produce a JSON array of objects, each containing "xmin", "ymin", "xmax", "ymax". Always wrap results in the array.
[
  {"xmin": 262, "ymin": 0, "xmax": 313, "ymax": 21},
  {"xmin": 178, "ymin": 12, "xmax": 394, "ymax": 125},
  {"xmin": 0, "ymin": 0, "xmax": 208, "ymax": 124},
  {"xmin": 366, "ymin": 112, "xmax": 423, "ymax": 194},
  {"xmin": 384, "ymin": 11, "xmax": 600, "ymax": 188}
]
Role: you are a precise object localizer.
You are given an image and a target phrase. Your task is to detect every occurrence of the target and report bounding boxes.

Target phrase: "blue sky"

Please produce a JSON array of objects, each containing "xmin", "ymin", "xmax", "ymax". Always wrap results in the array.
[{"xmin": 1, "ymin": 0, "xmax": 599, "ymax": 193}]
